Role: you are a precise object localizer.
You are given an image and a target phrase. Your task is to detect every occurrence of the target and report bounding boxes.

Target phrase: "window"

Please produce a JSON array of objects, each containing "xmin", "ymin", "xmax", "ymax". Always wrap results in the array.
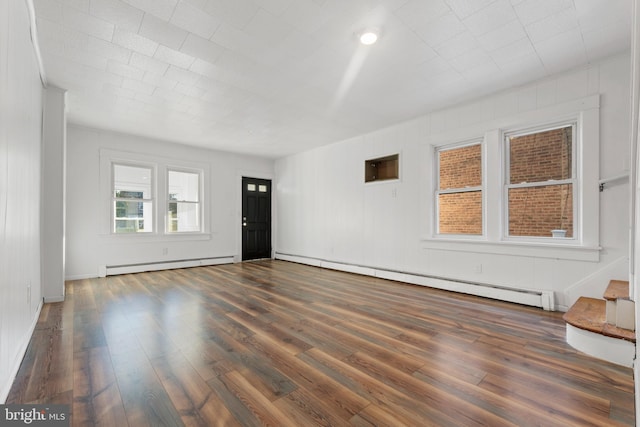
[
  {"xmin": 167, "ymin": 169, "xmax": 200, "ymax": 232},
  {"xmin": 436, "ymin": 142, "xmax": 483, "ymax": 235},
  {"xmin": 505, "ymin": 123, "xmax": 575, "ymax": 239},
  {"xmin": 113, "ymin": 164, "xmax": 153, "ymax": 233}
]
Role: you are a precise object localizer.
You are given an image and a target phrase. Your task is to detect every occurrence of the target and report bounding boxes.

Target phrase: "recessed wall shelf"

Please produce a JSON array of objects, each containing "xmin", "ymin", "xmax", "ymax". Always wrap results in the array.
[{"xmin": 365, "ymin": 154, "xmax": 399, "ymax": 183}]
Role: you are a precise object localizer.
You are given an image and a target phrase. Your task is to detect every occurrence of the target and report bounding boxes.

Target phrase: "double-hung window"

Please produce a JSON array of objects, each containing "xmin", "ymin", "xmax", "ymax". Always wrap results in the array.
[
  {"xmin": 436, "ymin": 142, "xmax": 483, "ymax": 236},
  {"xmin": 505, "ymin": 123, "xmax": 576, "ymax": 239},
  {"xmin": 167, "ymin": 169, "xmax": 201, "ymax": 233},
  {"xmin": 112, "ymin": 164, "xmax": 154, "ymax": 233}
]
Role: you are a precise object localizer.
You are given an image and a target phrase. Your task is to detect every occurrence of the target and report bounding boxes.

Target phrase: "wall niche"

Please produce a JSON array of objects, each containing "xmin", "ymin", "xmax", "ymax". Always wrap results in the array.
[{"xmin": 365, "ymin": 154, "xmax": 399, "ymax": 183}]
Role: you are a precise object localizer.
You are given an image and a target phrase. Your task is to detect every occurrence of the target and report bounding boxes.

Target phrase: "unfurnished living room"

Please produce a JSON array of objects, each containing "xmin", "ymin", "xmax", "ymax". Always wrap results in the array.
[{"xmin": 1, "ymin": 0, "xmax": 640, "ymax": 425}]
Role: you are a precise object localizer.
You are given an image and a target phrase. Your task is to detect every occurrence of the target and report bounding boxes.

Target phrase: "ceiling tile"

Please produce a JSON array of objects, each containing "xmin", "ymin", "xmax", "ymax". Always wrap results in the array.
[
  {"xmin": 449, "ymin": 48, "xmax": 495, "ymax": 73},
  {"xmin": 244, "ymin": 8, "xmax": 293, "ymax": 45},
  {"xmin": 180, "ymin": 34, "xmax": 225, "ymax": 64},
  {"xmin": 164, "ymin": 66, "xmax": 202, "ymax": 86},
  {"xmin": 139, "ymin": 13, "xmax": 188, "ymax": 50},
  {"xmin": 259, "ymin": 0, "xmax": 294, "ymax": 16},
  {"xmin": 582, "ymin": 22, "xmax": 630, "ymax": 62},
  {"xmin": 415, "ymin": 12, "xmax": 466, "ymax": 46},
  {"xmin": 513, "ymin": 0, "xmax": 573, "ymax": 26},
  {"xmin": 87, "ymin": 37, "xmax": 133, "ymax": 63},
  {"xmin": 107, "ymin": 59, "xmax": 145, "ymax": 80},
  {"xmin": 446, "ymin": 0, "xmax": 499, "ymax": 19},
  {"xmin": 122, "ymin": 77, "xmax": 156, "ymax": 95},
  {"xmin": 394, "ymin": 0, "xmax": 449, "ymax": 31},
  {"xmin": 462, "ymin": 0, "xmax": 516, "ymax": 36},
  {"xmin": 525, "ymin": 9, "xmax": 578, "ymax": 43},
  {"xmin": 279, "ymin": 0, "xmax": 330, "ymax": 34},
  {"xmin": 476, "ymin": 19, "xmax": 526, "ymax": 51},
  {"xmin": 417, "ymin": 56, "xmax": 453, "ymax": 78},
  {"xmin": 63, "ymin": 6, "xmax": 114, "ymax": 41},
  {"xmin": 112, "ymin": 28, "xmax": 159, "ymax": 57},
  {"xmin": 122, "ymin": 0, "xmax": 178, "ymax": 21},
  {"xmin": 434, "ymin": 31, "xmax": 477, "ymax": 60},
  {"xmin": 154, "ymin": 45, "xmax": 196, "ymax": 69},
  {"xmin": 533, "ymin": 28, "xmax": 587, "ymax": 73},
  {"xmin": 89, "ymin": 0, "xmax": 144, "ymax": 33},
  {"xmin": 575, "ymin": 0, "xmax": 630, "ymax": 33},
  {"xmin": 211, "ymin": 23, "xmax": 264, "ymax": 56},
  {"xmin": 170, "ymin": 2, "xmax": 221, "ymax": 39},
  {"xmin": 489, "ymin": 37, "xmax": 535, "ymax": 66},
  {"xmin": 129, "ymin": 52, "xmax": 170, "ymax": 74},
  {"xmin": 142, "ymin": 71, "xmax": 178, "ymax": 90},
  {"xmin": 204, "ymin": 0, "xmax": 261, "ymax": 30},
  {"xmin": 174, "ymin": 82, "xmax": 205, "ymax": 98}
]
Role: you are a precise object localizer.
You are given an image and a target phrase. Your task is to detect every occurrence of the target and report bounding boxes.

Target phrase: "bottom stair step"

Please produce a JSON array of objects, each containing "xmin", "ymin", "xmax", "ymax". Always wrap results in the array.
[{"xmin": 563, "ymin": 297, "xmax": 635, "ymax": 342}]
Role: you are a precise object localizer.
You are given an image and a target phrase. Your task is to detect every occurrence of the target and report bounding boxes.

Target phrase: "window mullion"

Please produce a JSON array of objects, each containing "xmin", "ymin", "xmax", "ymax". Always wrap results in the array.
[{"xmin": 506, "ymin": 179, "xmax": 573, "ymax": 190}]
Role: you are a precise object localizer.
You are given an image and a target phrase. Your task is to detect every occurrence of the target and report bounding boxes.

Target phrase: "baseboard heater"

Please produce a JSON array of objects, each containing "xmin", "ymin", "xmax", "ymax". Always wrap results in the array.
[
  {"xmin": 102, "ymin": 256, "xmax": 234, "ymax": 277},
  {"xmin": 275, "ymin": 252, "xmax": 555, "ymax": 311}
]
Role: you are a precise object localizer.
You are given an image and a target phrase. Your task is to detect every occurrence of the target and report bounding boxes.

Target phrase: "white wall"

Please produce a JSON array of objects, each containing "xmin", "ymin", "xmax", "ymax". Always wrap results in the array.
[
  {"xmin": 0, "ymin": 0, "xmax": 44, "ymax": 402},
  {"xmin": 65, "ymin": 125, "xmax": 274, "ymax": 279},
  {"xmin": 41, "ymin": 87, "xmax": 66, "ymax": 302},
  {"xmin": 276, "ymin": 53, "xmax": 631, "ymax": 311}
]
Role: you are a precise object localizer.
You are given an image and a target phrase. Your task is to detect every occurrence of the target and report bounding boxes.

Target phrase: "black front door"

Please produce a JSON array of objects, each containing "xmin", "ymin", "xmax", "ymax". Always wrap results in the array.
[{"xmin": 242, "ymin": 177, "xmax": 272, "ymax": 261}]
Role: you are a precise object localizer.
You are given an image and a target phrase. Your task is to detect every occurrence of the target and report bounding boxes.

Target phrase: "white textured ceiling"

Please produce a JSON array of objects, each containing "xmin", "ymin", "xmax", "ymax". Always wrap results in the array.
[{"xmin": 34, "ymin": 0, "xmax": 631, "ymax": 158}]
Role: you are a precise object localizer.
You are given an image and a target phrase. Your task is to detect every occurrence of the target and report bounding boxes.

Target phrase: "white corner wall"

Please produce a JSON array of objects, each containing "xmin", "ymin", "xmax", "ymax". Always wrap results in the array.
[
  {"xmin": 65, "ymin": 125, "xmax": 274, "ymax": 279},
  {"xmin": 0, "ymin": 0, "xmax": 44, "ymax": 403},
  {"xmin": 275, "ymin": 53, "xmax": 631, "ymax": 312},
  {"xmin": 41, "ymin": 87, "xmax": 66, "ymax": 302}
]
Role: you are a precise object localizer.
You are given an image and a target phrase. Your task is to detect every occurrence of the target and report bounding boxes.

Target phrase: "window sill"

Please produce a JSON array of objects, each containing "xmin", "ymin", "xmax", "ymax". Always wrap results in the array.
[
  {"xmin": 101, "ymin": 232, "xmax": 211, "ymax": 242},
  {"xmin": 421, "ymin": 237, "xmax": 601, "ymax": 262}
]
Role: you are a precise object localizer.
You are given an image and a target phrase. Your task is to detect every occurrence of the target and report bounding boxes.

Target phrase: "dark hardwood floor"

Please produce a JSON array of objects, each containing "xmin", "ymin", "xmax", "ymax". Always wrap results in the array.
[{"xmin": 7, "ymin": 260, "xmax": 635, "ymax": 426}]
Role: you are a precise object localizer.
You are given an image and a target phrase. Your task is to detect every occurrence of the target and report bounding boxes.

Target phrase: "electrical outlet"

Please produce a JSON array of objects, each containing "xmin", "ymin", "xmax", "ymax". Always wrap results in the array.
[
  {"xmin": 27, "ymin": 281, "xmax": 31, "ymax": 305},
  {"xmin": 474, "ymin": 264, "xmax": 482, "ymax": 273},
  {"xmin": 162, "ymin": 247, "xmax": 168, "ymax": 255}
]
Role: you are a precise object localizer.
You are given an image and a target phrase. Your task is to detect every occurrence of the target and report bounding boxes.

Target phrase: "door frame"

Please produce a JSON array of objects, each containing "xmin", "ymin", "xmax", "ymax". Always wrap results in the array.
[{"xmin": 236, "ymin": 171, "xmax": 275, "ymax": 262}]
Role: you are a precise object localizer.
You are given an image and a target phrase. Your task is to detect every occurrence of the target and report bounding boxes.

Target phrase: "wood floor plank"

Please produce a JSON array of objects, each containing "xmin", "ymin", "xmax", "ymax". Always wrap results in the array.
[
  {"xmin": 152, "ymin": 352, "xmax": 240, "ymax": 427},
  {"xmin": 6, "ymin": 260, "xmax": 635, "ymax": 426},
  {"xmin": 73, "ymin": 347, "xmax": 128, "ymax": 426}
]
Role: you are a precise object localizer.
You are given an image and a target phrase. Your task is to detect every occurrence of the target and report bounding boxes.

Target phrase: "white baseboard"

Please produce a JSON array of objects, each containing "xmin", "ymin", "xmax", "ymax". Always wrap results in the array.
[
  {"xmin": 276, "ymin": 253, "xmax": 555, "ymax": 310},
  {"xmin": 104, "ymin": 256, "xmax": 234, "ymax": 276},
  {"xmin": 0, "ymin": 298, "xmax": 43, "ymax": 404}
]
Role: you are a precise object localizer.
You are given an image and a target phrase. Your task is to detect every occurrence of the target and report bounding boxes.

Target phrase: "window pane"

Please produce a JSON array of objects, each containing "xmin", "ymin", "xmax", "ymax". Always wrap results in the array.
[
  {"xmin": 168, "ymin": 170, "xmax": 199, "ymax": 202},
  {"xmin": 114, "ymin": 201, "xmax": 153, "ymax": 233},
  {"xmin": 438, "ymin": 191, "xmax": 482, "ymax": 235},
  {"xmin": 247, "ymin": 184, "xmax": 256, "ymax": 191},
  {"xmin": 439, "ymin": 144, "xmax": 481, "ymax": 190},
  {"xmin": 114, "ymin": 164, "xmax": 151, "ymax": 198},
  {"xmin": 508, "ymin": 184, "xmax": 573, "ymax": 237},
  {"xmin": 168, "ymin": 202, "xmax": 200, "ymax": 232},
  {"xmin": 509, "ymin": 126, "xmax": 572, "ymax": 184},
  {"xmin": 258, "ymin": 184, "xmax": 267, "ymax": 192}
]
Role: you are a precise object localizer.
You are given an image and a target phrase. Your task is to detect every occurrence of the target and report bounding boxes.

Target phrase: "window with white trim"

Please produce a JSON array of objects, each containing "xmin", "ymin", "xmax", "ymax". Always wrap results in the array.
[
  {"xmin": 436, "ymin": 141, "xmax": 483, "ymax": 236},
  {"xmin": 504, "ymin": 123, "xmax": 576, "ymax": 239},
  {"xmin": 167, "ymin": 169, "xmax": 201, "ymax": 233},
  {"xmin": 112, "ymin": 163, "xmax": 154, "ymax": 233}
]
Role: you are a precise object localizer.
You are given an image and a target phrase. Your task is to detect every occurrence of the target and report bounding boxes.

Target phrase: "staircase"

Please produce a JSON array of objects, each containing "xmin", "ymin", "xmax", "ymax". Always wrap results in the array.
[{"xmin": 563, "ymin": 280, "xmax": 636, "ymax": 367}]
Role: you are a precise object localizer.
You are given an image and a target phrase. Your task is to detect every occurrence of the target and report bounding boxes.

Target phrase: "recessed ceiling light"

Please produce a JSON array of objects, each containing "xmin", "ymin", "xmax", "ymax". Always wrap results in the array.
[{"xmin": 359, "ymin": 31, "xmax": 378, "ymax": 45}]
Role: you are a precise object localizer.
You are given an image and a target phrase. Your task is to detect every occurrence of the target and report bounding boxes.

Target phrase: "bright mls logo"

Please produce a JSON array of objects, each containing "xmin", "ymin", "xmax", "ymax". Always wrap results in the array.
[{"xmin": 0, "ymin": 405, "xmax": 69, "ymax": 426}]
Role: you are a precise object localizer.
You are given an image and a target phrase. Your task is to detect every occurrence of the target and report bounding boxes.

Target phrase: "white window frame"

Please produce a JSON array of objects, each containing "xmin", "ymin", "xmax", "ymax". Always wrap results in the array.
[
  {"xmin": 503, "ymin": 122, "xmax": 577, "ymax": 242},
  {"xmin": 422, "ymin": 94, "xmax": 600, "ymax": 262},
  {"xmin": 99, "ymin": 149, "xmax": 210, "ymax": 240},
  {"xmin": 111, "ymin": 162, "xmax": 155, "ymax": 234},
  {"xmin": 435, "ymin": 139, "xmax": 485, "ymax": 237},
  {"xmin": 166, "ymin": 167, "xmax": 202, "ymax": 233}
]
